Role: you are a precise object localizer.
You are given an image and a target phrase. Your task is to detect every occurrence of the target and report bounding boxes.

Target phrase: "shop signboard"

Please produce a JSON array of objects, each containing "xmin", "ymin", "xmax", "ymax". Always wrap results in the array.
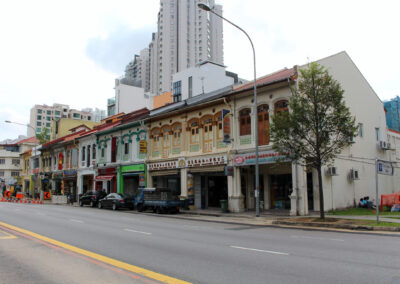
[
  {"xmin": 139, "ymin": 140, "xmax": 147, "ymax": 154},
  {"xmin": 121, "ymin": 164, "xmax": 145, "ymax": 173},
  {"xmin": 139, "ymin": 173, "xmax": 145, "ymax": 187},
  {"xmin": 148, "ymin": 161, "xmax": 178, "ymax": 171},
  {"xmin": 233, "ymin": 151, "xmax": 288, "ymax": 166},
  {"xmin": 63, "ymin": 170, "xmax": 77, "ymax": 177},
  {"xmin": 186, "ymin": 155, "xmax": 227, "ymax": 167},
  {"xmin": 222, "ymin": 109, "xmax": 231, "ymax": 144},
  {"xmin": 58, "ymin": 153, "xmax": 63, "ymax": 170}
]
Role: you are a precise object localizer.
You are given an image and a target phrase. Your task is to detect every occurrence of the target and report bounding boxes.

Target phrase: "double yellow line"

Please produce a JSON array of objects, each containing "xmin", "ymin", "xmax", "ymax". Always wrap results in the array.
[{"xmin": 0, "ymin": 221, "xmax": 191, "ymax": 284}]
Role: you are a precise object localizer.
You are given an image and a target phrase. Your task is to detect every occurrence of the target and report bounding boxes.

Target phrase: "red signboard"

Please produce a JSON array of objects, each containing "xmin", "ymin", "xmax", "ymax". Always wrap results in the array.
[{"xmin": 58, "ymin": 153, "xmax": 63, "ymax": 170}]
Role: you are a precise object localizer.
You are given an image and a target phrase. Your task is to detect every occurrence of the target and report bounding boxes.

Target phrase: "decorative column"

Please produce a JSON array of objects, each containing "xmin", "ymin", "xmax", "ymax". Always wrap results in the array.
[
  {"xmin": 229, "ymin": 167, "xmax": 245, "ymax": 212},
  {"xmin": 180, "ymin": 168, "xmax": 188, "ymax": 197}
]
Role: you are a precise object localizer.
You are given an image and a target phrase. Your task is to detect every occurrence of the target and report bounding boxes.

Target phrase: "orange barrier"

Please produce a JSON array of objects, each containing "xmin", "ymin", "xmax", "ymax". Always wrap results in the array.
[{"xmin": 381, "ymin": 191, "xmax": 400, "ymax": 210}]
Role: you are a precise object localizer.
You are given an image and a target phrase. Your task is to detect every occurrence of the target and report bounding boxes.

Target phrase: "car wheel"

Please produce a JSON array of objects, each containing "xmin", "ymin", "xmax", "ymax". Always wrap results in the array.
[
  {"xmin": 79, "ymin": 200, "xmax": 83, "ymax": 207},
  {"xmin": 98, "ymin": 202, "xmax": 102, "ymax": 209},
  {"xmin": 156, "ymin": 207, "xmax": 161, "ymax": 214},
  {"xmin": 112, "ymin": 203, "xmax": 117, "ymax": 211},
  {"xmin": 90, "ymin": 201, "xmax": 94, "ymax": 207},
  {"xmin": 137, "ymin": 203, "xmax": 143, "ymax": 212}
]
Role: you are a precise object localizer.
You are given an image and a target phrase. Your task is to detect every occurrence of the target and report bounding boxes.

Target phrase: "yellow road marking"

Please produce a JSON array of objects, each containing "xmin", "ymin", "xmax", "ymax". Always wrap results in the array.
[
  {"xmin": 0, "ymin": 229, "xmax": 17, "ymax": 240},
  {"xmin": 0, "ymin": 221, "xmax": 191, "ymax": 284}
]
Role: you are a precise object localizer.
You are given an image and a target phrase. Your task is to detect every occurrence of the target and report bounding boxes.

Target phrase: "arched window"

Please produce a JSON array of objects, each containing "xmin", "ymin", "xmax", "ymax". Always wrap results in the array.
[
  {"xmin": 162, "ymin": 126, "xmax": 171, "ymax": 158},
  {"xmin": 81, "ymin": 146, "xmax": 86, "ymax": 161},
  {"xmin": 239, "ymin": 108, "xmax": 251, "ymax": 136},
  {"xmin": 274, "ymin": 100, "xmax": 289, "ymax": 115},
  {"xmin": 92, "ymin": 144, "xmax": 96, "ymax": 160},
  {"xmin": 201, "ymin": 116, "xmax": 213, "ymax": 153},
  {"xmin": 214, "ymin": 112, "xmax": 223, "ymax": 142},
  {"xmin": 151, "ymin": 128, "xmax": 161, "ymax": 152},
  {"xmin": 172, "ymin": 123, "xmax": 182, "ymax": 148},
  {"xmin": 87, "ymin": 145, "xmax": 91, "ymax": 167},
  {"xmin": 257, "ymin": 104, "xmax": 270, "ymax": 145},
  {"xmin": 188, "ymin": 119, "xmax": 199, "ymax": 146}
]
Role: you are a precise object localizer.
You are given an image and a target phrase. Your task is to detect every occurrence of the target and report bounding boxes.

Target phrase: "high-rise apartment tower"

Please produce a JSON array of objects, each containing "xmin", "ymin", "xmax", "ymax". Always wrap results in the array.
[{"xmin": 150, "ymin": 0, "xmax": 223, "ymax": 94}]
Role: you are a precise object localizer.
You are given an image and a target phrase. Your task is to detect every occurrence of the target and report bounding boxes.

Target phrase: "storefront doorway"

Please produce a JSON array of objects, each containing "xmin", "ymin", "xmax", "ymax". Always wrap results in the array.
[
  {"xmin": 123, "ymin": 176, "xmax": 138, "ymax": 197},
  {"xmin": 270, "ymin": 174, "xmax": 292, "ymax": 209},
  {"xmin": 206, "ymin": 175, "xmax": 227, "ymax": 207}
]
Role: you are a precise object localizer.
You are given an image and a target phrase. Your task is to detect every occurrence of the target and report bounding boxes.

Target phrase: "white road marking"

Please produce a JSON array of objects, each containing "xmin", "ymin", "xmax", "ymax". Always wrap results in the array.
[
  {"xmin": 230, "ymin": 245, "xmax": 289, "ymax": 256},
  {"xmin": 291, "ymin": 235, "xmax": 345, "ymax": 242},
  {"xmin": 69, "ymin": 219, "xmax": 84, "ymax": 223},
  {"xmin": 124, "ymin": 228, "xmax": 152, "ymax": 235}
]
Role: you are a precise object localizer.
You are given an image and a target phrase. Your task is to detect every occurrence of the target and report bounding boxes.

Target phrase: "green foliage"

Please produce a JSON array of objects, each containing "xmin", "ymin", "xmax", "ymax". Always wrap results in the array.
[
  {"xmin": 271, "ymin": 62, "xmax": 357, "ymax": 168},
  {"xmin": 270, "ymin": 62, "xmax": 358, "ymax": 218},
  {"xmin": 36, "ymin": 127, "xmax": 50, "ymax": 144}
]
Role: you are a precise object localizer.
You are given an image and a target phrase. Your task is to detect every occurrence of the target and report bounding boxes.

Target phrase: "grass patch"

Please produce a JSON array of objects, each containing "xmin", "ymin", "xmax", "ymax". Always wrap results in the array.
[
  {"xmin": 360, "ymin": 220, "xmax": 400, "ymax": 227},
  {"xmin": 287, "ymin": 217, "xmax": 400, "ymax": 228},
  {"xmin": 328, "ymin": 207, "xmax": 400, "ymax": 216}
]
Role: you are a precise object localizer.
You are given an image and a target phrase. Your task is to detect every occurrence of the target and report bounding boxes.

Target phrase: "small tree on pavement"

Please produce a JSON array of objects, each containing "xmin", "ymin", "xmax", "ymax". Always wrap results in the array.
[{"xmin": 270, "ymin": 63, "xmax": 357, "ymax": 219}]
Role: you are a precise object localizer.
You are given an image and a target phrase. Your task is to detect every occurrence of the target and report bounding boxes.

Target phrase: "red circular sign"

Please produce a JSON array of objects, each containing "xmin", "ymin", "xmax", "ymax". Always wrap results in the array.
[{"xmin": 234, "ymin": 156, "xmax": 245, "ymax": 165}]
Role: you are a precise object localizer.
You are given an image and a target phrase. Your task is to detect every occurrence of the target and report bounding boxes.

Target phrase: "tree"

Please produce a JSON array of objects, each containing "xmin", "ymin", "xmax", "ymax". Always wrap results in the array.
[
  {"xmin": 36, "ymin": 127, "xmax": 50, "ymax": 144},
  {"xmin": 270, "ymin": 63, "xmax": 358, "ymax": 219}
]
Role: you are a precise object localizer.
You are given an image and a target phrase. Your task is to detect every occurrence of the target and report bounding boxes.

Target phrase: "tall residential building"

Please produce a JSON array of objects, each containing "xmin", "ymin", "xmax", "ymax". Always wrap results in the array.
[
  {"xmin": 81, "ymin": 108, "xmax": 107, "ymax": 122},
  {"xmin": 150, "ymin": 0, "xmax": 224, "ymax": 94},
  {"xmin": 28, "ymin": 104, "xmax": 94, "ymax": 137},
  {"xmin": 125, "ymin": 48, "xmax": 151, "ymax": 92}
]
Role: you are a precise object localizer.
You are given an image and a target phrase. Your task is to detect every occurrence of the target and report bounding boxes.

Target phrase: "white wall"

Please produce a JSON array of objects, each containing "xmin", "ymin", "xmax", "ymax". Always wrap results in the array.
[
  {"xmin": 115, "ymin": 81, "xmax": 153, "ymax": 114},
  {"xmin": 306, "ymin": 51, "xmax": 399, "ymax": 210},
  {"xmin": 172, "ymin": 61, "xmax": 234, "ymax": 101}
]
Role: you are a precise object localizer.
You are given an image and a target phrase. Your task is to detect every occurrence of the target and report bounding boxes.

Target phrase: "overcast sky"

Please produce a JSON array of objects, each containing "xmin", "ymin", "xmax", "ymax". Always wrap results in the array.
[{"xmin": 1, "ymin": 0, "xmax": 399, "ymax": 141}]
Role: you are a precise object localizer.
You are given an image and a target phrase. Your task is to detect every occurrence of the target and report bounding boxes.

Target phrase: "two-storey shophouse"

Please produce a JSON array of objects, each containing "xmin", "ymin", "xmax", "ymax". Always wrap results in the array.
[
  {"xmin": 228, "ymin": 51, "xmax": 400, "ymax": 214},
  {"xmin": 95, "ymin": 108, "xmax": 149, "ymax": 195},
  {"xmin": 147, "ymin": 87, "xmax": 235, "ymax": 210}
]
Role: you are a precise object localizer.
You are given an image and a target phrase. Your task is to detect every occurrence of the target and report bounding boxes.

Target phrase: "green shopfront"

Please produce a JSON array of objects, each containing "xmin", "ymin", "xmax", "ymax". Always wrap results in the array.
[{"xmin": 118, "ymin": 164, "xmax": 146, "ymax": 197}]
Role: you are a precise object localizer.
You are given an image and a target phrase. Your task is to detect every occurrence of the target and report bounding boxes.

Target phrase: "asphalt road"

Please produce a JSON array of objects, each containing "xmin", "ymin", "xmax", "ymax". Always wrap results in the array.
[{"xmin": 1, "ymin": 202, "xmax": 400, "ymax": 284}]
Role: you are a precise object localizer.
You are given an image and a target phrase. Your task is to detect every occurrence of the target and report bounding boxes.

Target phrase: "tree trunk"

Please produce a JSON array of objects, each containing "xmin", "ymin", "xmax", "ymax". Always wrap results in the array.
[{"xmin": 317, "ymin": 165, "xmax": 325, "ymax": 219}]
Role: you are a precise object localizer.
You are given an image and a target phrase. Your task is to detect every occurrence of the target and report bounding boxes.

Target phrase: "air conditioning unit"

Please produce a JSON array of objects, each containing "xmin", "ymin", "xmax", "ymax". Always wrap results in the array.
[
  {"xmin": 92, "ymin": 161, "xmax": 96, "ymax": 166},
  {"xmin": 379, "ymin": 140, "xmax": 390, "ymax": 150},
  {"xmin": 349, "ymin": 169, "xmax": 359, "ymax": 180},
  {"xmin": 387, "ymin": 142, "xmax": 392, "ymax": 150},
  {"xmin": 326, "ymin": 166, "xmax": 338, "ymax": 176}
]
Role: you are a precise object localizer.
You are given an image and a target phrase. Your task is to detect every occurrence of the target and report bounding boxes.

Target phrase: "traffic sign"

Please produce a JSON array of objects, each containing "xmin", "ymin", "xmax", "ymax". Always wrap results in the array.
[{"xmin": 44, "ymin": 192, "xmax": 51, "ymax": 199}]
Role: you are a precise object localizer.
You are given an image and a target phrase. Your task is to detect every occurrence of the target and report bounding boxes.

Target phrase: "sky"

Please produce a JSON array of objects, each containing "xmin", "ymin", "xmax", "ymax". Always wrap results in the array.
[{"xmin": 0, "ymin": 0, "xmax": 399, "ymax": 141}]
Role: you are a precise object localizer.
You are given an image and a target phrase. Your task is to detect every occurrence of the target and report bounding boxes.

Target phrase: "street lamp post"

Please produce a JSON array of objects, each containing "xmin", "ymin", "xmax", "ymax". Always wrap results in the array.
[
  {"xmin": 198, "ymin": 3, "xmax": 260, "ymax": 216},
  {"xmin": 5, "ymin": 120, "xmax": 38, "ymax": 199}
]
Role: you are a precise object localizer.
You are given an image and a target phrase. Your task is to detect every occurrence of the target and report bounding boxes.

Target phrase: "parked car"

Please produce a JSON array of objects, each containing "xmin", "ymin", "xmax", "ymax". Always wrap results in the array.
[
  {"xmin": 98, "ymin": 193, "xmax": 134, "ymax": 210},
  {"xmin": 79, "ymin": 190, "xmax": 107, "ymax": 207}
]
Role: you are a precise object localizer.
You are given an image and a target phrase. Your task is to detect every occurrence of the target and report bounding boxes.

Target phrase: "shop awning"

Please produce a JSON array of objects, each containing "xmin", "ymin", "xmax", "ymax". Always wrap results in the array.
[{"xmin": 95, "ymin": 175, "xmax": 114, "ymax": 181}]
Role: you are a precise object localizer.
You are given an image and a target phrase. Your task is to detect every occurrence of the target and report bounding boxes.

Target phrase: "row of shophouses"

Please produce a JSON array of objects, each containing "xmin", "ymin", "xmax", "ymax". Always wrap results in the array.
[{"xmin": 19, "ymin": 52, "xmax": 400, "ymax": 215}]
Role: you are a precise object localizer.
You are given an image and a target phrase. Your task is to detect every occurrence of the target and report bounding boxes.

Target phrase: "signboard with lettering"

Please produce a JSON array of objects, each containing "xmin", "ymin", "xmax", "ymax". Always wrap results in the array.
[
  {"xmin": 139, "ymin": 140, "xmax": 147, "ymax": 154},
  {"xmin": 222, "ymin": 109, "xmax": 231, "ymax": 144},
  {"xmin": 377, "ymin": 160, "xmax": 393, "ymax": 176},
  {"xmin": 148, "ymin": 161, "xmax": 178, "ymax": 171},
  {"xmin": 58, "ymin": 153, "xmax": 63, "ymax": 170},
  {"xmin": 186, "ymin": 155, "xmax": 227, "ymax": 167},
  {"xmin": 233, "ymin": 151, "xmax": 288, "ymax": 166}
]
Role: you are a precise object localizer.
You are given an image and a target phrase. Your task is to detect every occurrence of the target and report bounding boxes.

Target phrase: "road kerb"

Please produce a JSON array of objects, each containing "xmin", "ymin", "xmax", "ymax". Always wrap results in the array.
[{"xmin": 0, "ymin": 221, "xmax": 191, "ymax": 284}]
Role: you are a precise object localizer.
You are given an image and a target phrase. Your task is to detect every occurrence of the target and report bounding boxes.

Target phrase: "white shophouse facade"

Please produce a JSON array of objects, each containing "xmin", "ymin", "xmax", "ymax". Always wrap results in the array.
[{"xmin": 228, "ymin": 51, "xmax": 400, "ymax": 214}]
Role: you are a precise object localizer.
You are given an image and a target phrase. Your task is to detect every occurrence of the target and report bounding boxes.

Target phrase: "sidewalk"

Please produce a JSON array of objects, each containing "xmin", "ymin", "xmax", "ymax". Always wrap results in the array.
[{"xmin": 173, "ymin": 208, "xmax": 400, "ymax": 234}]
